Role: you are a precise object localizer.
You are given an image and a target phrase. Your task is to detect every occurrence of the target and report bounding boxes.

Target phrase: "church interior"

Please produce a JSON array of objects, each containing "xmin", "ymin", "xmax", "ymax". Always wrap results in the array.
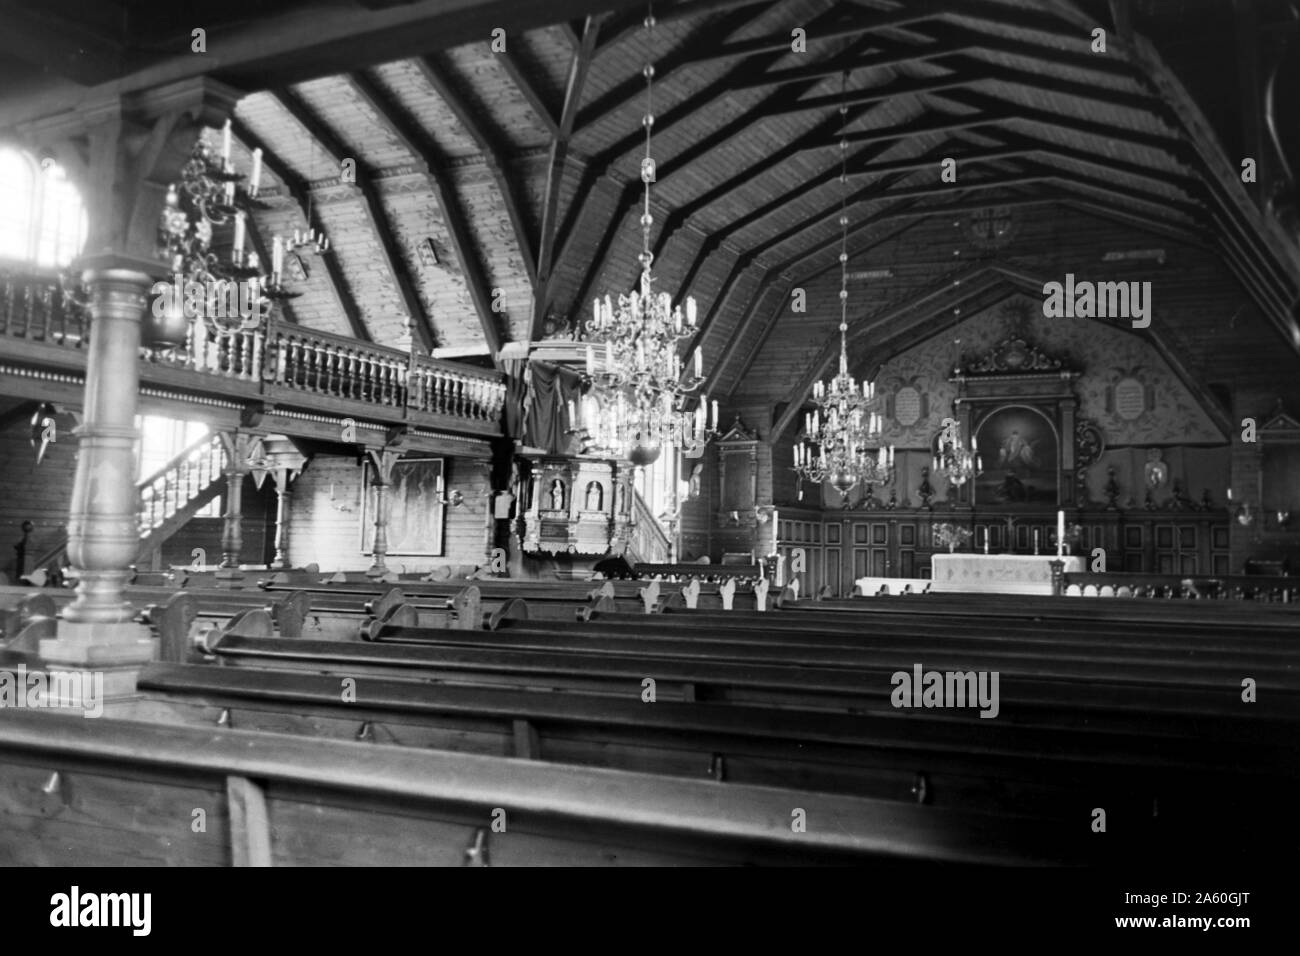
[{"xmin": 0, "ymin": 0, "xmax": 1297, "ymax": 874}]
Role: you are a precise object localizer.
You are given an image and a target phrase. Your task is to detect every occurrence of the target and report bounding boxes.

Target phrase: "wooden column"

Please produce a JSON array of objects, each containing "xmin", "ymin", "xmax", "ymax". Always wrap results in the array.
[
  {"xmin": 269, "ymin": 468, "xmax": 295, "ymax": 570},
  {"xmin": 62, "ymin": 263, "xmax": 152, "ymax": 624},
  {"xmin": 31, "ymin": 79, "xmax": 241, "ymax": 701},
  {"xmin": 365, "ymin": 447, "xmax": 402, "ymax": 578},
  {"xmin": 217, "ymin": 432, "xmax": 256, "ymax": 583}
]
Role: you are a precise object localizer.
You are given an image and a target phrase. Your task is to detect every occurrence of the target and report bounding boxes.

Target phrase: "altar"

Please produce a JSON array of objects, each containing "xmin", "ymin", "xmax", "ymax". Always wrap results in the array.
[{"xmin": 929, "ymin": 553, "xmax": 1086, "ymax": 595}]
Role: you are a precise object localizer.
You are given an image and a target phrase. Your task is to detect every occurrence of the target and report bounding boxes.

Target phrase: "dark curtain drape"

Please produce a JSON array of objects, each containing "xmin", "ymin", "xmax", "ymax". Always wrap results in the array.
[
  {"xmin": 503, "ymin": 357, "xmax": 527, "ymax": 441},
  {"xmin": 525, "ymin": 360, "xmax": 584, "ymax": 454}
]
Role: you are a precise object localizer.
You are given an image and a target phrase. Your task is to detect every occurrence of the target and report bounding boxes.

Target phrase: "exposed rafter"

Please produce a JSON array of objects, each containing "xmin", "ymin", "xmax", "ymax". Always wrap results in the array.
[
  {"xmin": 343, "ymin": 73, "xmax": 504, "ymax": 362},
  {"xmin": 498, "ymin": 48, "xmax": 560, "ymax": 136},
  {"xmin": 555, "ymin": 3, "xmax": 870, "ymax": 292},
  {"xmin": 272, "ymin": 85, "xmax": 437, "ymax": 353},
  {"xmin": 416, "ymin": 55, "xmax": 538, "ymax": 284},
  {"xmin": 531, "ymin": 14, "xmax": 603, "ymax": 341}
]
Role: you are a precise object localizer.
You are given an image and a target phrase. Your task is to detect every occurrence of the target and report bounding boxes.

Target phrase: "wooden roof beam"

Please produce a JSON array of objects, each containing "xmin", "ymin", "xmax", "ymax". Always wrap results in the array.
[
  {"xmin": 680, "ymin": 3, "xmax": 953, "ymax": 65},
  {"xmin": 679, "ymin": 170, "xmax": 956, "ymax": 370},
  {"xmin": 498, "ymin": 49, "xmax": 560, "ymax": 136},
  {"xmin": 416, "ymin": 55, "xmax": 538, "ymax": 284},
  {"xmin": 275, "ymin": 84, "xmax": 436, "ymax": 353},
  {"xmin": 595, "ymin": 0, "xmax": 770, "ymax": 52},
  {"xmin": 725, "ymin": 220, "xmax": 927, "ymax": 395},
  {"xmin": 555, "ymin": 3, "xmax": 869, "ymax": 274},
  {"xmin": 229, "ymin": 119, "xmax": 369, "ymax": 342},
  {"xmin": 342, "ymin": 74, "xmax": 502, "ymax": 362},
  {"xmin": 561, "ymin": 31, "xmax": 878, "ymax": 317},
  {"xmin": 934, "ymin": 88, "xmax": 1187, "ymax": 156},
  {"xmin": 577, "ymin": 1, "xmax": 781, "ymax": 131},
  {"xmin": 531, "ymin": 14, "xmax": 604, "ymax": 342}
]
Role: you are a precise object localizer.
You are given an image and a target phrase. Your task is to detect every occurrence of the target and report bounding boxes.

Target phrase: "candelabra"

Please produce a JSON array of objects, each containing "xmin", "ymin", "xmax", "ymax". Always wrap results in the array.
[
  {"xmin": 791, "ymin": 71, "xmax": 893, "ymax": 499},
  {"xmin": 932, "ymin": 416, "xmax": 983, "ymax": 486},
  {"xmin": 155, "ymin": 120, "xmax": 309, "ymax": 346},
  {"xmin": 581, "ymin": 5, "xmax": 717, "ymax": 466}
]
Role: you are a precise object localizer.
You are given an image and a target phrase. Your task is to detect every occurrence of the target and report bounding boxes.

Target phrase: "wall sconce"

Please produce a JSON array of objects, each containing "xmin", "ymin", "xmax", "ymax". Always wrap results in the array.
[{"xmin": 1227, "ymin": 488, "xmax": 1255, "ymax": 527}]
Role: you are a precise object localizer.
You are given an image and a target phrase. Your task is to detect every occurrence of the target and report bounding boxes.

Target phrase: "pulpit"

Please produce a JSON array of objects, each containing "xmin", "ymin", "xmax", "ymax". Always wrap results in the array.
[{"xmin": 518, "ymin": 453, "xmax": 633, "ymax": 555}]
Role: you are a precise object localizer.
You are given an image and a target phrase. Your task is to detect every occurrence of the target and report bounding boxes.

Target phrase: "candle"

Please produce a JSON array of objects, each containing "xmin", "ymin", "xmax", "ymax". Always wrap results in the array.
[
  {"xmin": 250, "ymin": 148, "xmax": 263, "ymax": 195},
  {"xmin": 233, "ymin": 213, "xmax": 246, "ymax": 262},
  {"xmin": 222, "ymin": 119, "xmax": 232, "ymax": 162},
  {"xmin": 687, "ymin": 298, "xmax": 697, "ymax": 326},
  {"xmin": 694, "ymin": 349, "xmax": 702, "ymax": 377},
  {"xmin": 1033, "ymin": 529, "xmax": 1040, "ymax": 552},
  {"xmin": 1057, "ymin": 510, "xmax": 1066, "ymax": 557},
  {"xmin": 712, "ymin": 400, "xmax": 719, "ymax": 428},
  {"xmin": 272, "ymin": 235, "xmax": 284, "ymax": 276}
]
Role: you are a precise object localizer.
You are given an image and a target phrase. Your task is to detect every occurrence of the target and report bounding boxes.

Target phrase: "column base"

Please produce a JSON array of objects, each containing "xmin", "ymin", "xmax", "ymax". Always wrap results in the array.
[
  {"xmin": 41, "ymin": 620, "xmax": 156, "ymax": 667},
  {"xmin": 37, "ymin": 620, "xmax": 156, "ymax": 704}
]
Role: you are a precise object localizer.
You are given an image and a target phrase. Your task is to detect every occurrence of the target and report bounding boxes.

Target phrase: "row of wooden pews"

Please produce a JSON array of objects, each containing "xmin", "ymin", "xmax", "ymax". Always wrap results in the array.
[
  {"xmin": 3, "ymin": 570, "xmax": 1295, "ymax": 865},
  {"xmin": 139, "ymin": 573, "xmax": 1300, "ymax": 864},
  {"xmin": 0, "ymin": 572, "xmax": 1031, "ymax": 866}
]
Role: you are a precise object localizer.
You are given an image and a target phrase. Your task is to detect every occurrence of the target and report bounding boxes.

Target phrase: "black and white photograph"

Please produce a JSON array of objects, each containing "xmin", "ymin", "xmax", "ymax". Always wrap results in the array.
[{"xmin": 0, "ymin": 0, "xmax": 1295, "ymax": 935}]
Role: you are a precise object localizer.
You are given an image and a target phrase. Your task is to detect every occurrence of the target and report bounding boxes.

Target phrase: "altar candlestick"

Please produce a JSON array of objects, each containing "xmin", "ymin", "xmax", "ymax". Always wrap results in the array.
[{"xmin": 1057, "ymin": 509, "xmax": 1066, "ymax": 557}]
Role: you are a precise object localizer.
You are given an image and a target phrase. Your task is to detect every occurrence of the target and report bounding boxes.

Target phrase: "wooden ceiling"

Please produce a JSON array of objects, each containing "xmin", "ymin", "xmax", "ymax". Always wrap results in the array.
[{"xmin": 1, "ymin": 0, "xmax": 1298, "ymax": 409}]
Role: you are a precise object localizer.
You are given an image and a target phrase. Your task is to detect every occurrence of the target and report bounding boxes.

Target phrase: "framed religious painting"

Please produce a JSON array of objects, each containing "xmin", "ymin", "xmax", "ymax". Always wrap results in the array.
[
  {"xmin": 972, "ymin": 405, "xmax": 1061, "ymax": 506},
  {"xmin": 360, "ymin": 456, "xmax": 446, "ymax": 556}
]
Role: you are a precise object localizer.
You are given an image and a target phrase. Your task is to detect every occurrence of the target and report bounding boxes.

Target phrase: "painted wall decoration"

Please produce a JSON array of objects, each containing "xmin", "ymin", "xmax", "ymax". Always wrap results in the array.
[
  {"xmin": 870, "ymin": 296, "xmax": 1224, "ymax": 447},
  {"xmin": 974, "ymin": 405, "xmax": 1060, "ymax": 504}
]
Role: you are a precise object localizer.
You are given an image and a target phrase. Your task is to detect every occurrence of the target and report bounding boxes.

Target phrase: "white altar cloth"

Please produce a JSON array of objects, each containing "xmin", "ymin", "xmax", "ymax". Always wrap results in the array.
[{"xmin": 930, "ymin": 553, "xmax": 1085, "ymax": 595}]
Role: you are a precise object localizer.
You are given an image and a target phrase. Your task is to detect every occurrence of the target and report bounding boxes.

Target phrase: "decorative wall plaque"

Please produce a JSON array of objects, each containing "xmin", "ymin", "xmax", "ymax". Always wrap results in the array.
[
  {"xmin": 894, "ymin": 385, "xmax": 922, "ymax": 427},
  {"xmin": 1114, "ymin": 377, "xmax": 1146, "ymax": 420}
]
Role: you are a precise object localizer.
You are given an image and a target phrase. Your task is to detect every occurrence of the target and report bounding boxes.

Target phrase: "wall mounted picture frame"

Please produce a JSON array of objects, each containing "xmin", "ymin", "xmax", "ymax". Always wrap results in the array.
[{"xmin": 360, "ymin": 456, "xmax": 445, "ymax": 556}]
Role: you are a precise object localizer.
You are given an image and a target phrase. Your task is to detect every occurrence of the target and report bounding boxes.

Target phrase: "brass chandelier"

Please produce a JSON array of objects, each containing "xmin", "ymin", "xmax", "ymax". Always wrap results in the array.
[
  {"xmin": 933, "ymin": 415, "xmax": 983, "ymax": 486},
  {"xmin": 580, "ymin": 3, "xmax": 717, "ymax": 466},
  {"xmin": 155, "ymin": 120, "xmax": 320, "ymax": 346},
  {"xmin": 793, "ymin": 73, "xmax": 894, "ymax": 499}
]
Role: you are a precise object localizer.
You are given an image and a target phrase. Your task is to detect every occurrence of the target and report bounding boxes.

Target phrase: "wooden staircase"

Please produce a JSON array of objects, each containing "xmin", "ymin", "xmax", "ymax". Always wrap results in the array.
[{"xmin": 136, "ymin": 433, "xmax": 227, "ymax": 564}]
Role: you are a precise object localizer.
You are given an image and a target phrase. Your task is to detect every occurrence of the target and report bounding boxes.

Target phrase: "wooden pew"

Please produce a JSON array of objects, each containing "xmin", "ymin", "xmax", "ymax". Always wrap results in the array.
[
  {"xmin": 258, "ymin": 575, "xmax": 790, "ymax": 615},
  {"xmin": 203, "ymin": 631, "xmax": 1300, "ymax": 729},
  {"xmin": 1060, "ymin": 571, "xmax": 1300, "ymax": 601},
  {"xmin": 781, "ymin": 591, "xmax": 1300, "ymax": 630},
  {"xmin": 0, "ymin": 587, "xmax": 59, "ymax": 654},
  {"xmin": 136, "ymin": 661, "xmax": 1299, "ymax": 839},
  {"xmin": 0, "ymin": 708, "xmax": 1079, "ymax": 866}
]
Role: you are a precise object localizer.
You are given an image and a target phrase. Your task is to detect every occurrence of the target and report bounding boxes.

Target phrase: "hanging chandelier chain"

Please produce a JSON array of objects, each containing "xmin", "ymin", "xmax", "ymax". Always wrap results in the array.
[
  {"xmin": 791, "ymin": 69, "xmax": 895, "ymax": 501},
  {"xmin": 640, "ymin": 2, "xmax": 656, "ymax": 267},
  {"xmin": 578, "ymin": 0, "xmax": 717, "ymax": 466}
]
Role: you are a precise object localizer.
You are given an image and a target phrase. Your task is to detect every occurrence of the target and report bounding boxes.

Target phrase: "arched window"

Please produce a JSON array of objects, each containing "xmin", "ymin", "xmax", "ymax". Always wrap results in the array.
[{"xmin": 0, "ymin": 147, "xmax": 87, "ymax": 268}]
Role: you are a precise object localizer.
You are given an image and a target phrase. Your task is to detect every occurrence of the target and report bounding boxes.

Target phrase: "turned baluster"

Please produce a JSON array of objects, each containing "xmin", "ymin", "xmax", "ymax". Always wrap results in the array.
[
  {"xmin": 19, "ymin": 284, "xmax": 34, "ymax": 336},
  {"xmin": 1, "ymin": 278, "xmax": 12, "ymax": 334}
]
